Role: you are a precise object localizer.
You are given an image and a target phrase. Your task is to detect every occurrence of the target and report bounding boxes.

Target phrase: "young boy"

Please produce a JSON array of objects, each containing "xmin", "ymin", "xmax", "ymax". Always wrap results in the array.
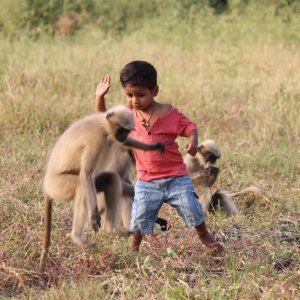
[{"xmin": 95, "ymin": 61, "xmax": 224, "ymax": 253}]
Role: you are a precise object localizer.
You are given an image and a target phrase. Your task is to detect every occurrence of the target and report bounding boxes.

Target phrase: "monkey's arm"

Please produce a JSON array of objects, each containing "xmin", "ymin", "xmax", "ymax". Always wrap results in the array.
[
  {"xmin": 123, "ymin": 137, "xmax": 165, "ymax": 153},
  {"xmin": 189, "ymin": 171, "xmax": 209, "ymax": 181},
  {"xmin": 190, "ymin": 166, "xmax": 219, "ymax": 187}
]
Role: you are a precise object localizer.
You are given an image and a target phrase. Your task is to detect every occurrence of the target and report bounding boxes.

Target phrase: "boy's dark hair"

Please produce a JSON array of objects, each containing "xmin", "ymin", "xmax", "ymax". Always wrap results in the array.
[{"xmin": 120, "ymin": 61, "xmax": 157, "ymax": 90}]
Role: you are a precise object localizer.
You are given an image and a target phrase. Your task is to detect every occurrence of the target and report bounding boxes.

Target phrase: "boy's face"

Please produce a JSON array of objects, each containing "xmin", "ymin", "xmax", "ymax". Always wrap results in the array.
[{"xmin": 123, "ymin": 84, "xmax": 159, "ymax": 111}]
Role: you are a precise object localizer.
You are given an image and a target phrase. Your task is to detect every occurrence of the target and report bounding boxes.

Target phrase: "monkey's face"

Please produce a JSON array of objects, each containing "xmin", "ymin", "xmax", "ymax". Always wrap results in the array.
[
  {"xmin": 199, "ymin": 149, "xmax": 218, "ymax": 166},
  {"xmin": 198, "ymin": 140, "xmax": 221, "ymax": 166},
  {"xmin": 207, "ymin": 153, "xmax": 218, "ymax": 165},
  {"xmin": 115, "ymin": 127, "xmax": 130, "ymax": 143},
  {"xmin": 106, "ymin": 105, "xmax": 135, "ymax": 143}
]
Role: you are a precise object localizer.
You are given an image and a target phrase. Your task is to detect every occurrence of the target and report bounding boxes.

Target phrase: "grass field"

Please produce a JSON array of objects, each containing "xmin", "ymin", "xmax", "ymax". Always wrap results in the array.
[{"xmin": 0, "ymin": 6, "xmax": 299, "ymax": 299}]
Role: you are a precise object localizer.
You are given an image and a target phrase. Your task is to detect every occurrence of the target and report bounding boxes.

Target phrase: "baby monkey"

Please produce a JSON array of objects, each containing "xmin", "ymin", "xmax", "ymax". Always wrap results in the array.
[
  {"xmin": 184, "ymin": 140, "xmax": 240, "ymax": 215},
  {"xmin": 39, "ymin": 105, "xmax": 164, "ymax": 272}
]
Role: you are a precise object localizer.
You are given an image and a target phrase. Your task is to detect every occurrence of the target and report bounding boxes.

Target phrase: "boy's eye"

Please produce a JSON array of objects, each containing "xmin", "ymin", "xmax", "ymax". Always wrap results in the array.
[{"xmin": 126, "ymin": 93, "xmax": 145, "ymax": 98}]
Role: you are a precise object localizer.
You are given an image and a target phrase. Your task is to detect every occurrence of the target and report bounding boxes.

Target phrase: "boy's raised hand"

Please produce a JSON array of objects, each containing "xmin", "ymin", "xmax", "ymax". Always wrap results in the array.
[{"xmin": 96, "ymin": 74, "xmax": 111, "ymax": 98}]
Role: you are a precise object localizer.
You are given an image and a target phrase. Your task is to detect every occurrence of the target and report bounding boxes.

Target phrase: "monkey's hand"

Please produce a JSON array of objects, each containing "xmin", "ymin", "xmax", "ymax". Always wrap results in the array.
[
  {"xmin": 150, "ymin": 142, "xmax": 165, "ymax": 154},
  {"xmin": 90, "ymin": 209, "xmax": 101, "ymax": 232},
  {"xmin": 206, "ymin": 166, "xmax": 219, "ymax": 187},
  {"xmin": 207, "ymin": 166, "xmax": 219, "ymax": 178}
]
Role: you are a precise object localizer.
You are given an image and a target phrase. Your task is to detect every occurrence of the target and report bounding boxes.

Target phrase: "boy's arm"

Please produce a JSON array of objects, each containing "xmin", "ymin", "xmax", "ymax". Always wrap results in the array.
[
  {"xmin": 175, "ymin": 108, "xmax": 198, "ymax": 156},
  {"xmin": 95, "ymin": 75, "xmax": 111, "ymax": 112},
  {"xmin": 185, "ymin": 129, "xmax": 198, "ymax": 156},
  {"xmin": 95, "ymin": 95, "xmax": 106, "ymax": 112}
]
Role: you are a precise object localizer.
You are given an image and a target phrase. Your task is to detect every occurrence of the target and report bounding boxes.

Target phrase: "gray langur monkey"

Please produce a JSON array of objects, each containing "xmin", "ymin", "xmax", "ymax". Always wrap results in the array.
[
  {"xmin": 39, "ymin": 105, "xmax": 164, "ymax": 272},
  {"xmin": 94, "ymin": 149, "xmax": 168, "ymax": 232},
  {"xmin": 185, "ymin": 139, "xmax": 221, "ymax": 172},
  {"xmin": 184, "ymin": 140, "xmax": 260, "ymax": 215}
]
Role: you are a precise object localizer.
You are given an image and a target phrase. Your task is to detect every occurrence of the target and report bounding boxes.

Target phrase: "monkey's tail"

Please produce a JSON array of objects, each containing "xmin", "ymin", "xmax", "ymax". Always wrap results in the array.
[
  {"xmin": 230, "ymin": 186, "xmax": 270, "ymax": 203},
  {"xmin": 39, "ymin": 194, "xmax": 52, "ymax": 273},
  {"xmin": 230, "ymin": 186, "xmax": 261, "ymax": 197}
]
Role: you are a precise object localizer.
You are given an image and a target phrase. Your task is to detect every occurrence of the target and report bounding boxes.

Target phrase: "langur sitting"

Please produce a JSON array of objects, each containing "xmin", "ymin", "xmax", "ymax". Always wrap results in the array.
[
  {"xmin": 39, "ymin": 105, "xmax": 164, "ymax": 272},
  {"xmin": 184, "ymin": 140, "xmax": 260, "ymax": 215}
]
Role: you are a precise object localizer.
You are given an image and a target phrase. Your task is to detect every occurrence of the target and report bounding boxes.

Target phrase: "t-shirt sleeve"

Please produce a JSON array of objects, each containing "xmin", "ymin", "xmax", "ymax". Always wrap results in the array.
[{"xmin": 175, "ymin": 108, "xmax": 197, "ymax": 137}]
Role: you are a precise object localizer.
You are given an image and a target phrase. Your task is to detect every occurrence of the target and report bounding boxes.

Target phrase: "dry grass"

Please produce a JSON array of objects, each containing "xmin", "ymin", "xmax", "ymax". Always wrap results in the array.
[{"xmin": 0, "ymin": 15, "xmax": 299, "ymax": 299}]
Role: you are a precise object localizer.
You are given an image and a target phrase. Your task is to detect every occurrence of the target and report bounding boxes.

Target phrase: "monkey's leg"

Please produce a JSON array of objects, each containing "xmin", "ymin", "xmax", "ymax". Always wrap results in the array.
[
  {"xmin": 212, "ymin": 190, "xmax": 240, "ymax": 216},
  {"xmin": 39, "ymin": 194, "xmax": 53, "ymax": 273},
  {"xmin": 71, "ymin": 187, "xmax": 96, "ymax": 251},
  {"xmin": 122, "ymin": 181, "xmax": 134, "ymax": 198},
  {"xmin": 101, "ymin": 172, "xmax": 123, "ymax": 232},
  {"xmin": 190, "ymin": 167, "xmax": 219, "ymax": 188},
  {"xmin": 95, "ymin": 173, "xmax": 134, "ymax": 198},
  {"xmin": 96, "ymin": 192, "xmax": 106, "ymax": 216},
  {"xmin": 96, "ymin": 173, "xmax": 132, "ymax": 231},
  {"xmin": 95, "ymin": 172, "xmax": 123, "ymax": 231},
  {"xmin": 192, "ymin": 187, "xmax": 212, "ymax": 215}
]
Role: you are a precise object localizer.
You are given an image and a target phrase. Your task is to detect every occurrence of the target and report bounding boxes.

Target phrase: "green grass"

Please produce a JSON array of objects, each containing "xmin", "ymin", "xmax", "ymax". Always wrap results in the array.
[{"xmin": 0, "ymin": 8, "xmax": 299, "ymax": 299}]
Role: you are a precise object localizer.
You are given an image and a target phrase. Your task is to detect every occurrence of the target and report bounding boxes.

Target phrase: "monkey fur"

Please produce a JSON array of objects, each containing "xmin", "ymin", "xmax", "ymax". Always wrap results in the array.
[
  {"xmin": 184, "ymin": 140, "xmax": 260, "ymax": 215},
  {"xmin": 39, "ymin": 105, "xmax": 164, "ymax": 272}
]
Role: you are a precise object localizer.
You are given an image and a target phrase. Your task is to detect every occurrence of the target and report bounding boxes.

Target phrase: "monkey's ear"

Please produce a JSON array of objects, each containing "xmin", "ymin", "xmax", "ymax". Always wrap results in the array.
[
  {"xmin": 197, "ymin": 144, "xmax": 204, "ymax": 153},
  {"xmin": 106, "ymin": 111, "xmax": 115, "ymax": 120}
]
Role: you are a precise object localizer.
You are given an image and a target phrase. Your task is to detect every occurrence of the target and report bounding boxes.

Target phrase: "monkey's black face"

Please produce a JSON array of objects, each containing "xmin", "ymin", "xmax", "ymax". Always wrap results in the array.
[
  {"xmin": 116, "ymin": 127, "xmax": 131, "ymax": 143},
  {"xmin": 207, "ymin": 153, "xmax": 218, "ymax": 164}
]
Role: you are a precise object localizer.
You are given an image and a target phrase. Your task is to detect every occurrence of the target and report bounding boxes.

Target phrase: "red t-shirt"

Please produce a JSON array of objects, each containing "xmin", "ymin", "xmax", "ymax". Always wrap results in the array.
[{"xmin": 129, "ymin": 105, "xmax": 197, "ymax": 181}]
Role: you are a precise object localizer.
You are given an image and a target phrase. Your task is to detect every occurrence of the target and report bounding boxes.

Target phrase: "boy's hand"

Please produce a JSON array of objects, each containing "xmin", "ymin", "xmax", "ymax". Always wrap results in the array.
[
  {"xmin": 96, "ymin": 74, "xmax": 111, "ymax": 97},
  {"xmin": 186, "ymin": 129, "xmax": 198, "ymax": 156},
  {"xmin": 185, "ymin": 142, "xmax": 198, "ymax": 156}
]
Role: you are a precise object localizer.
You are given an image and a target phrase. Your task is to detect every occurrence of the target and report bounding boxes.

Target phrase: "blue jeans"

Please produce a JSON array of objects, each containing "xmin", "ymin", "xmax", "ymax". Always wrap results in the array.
[{"xmin": 130, "ymin": 175, "xmax": 205, "ymax": 234}]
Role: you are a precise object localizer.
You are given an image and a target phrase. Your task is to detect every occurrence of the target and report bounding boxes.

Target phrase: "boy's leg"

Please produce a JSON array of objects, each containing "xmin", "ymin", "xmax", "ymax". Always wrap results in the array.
[
  {"xmin": 195, "ymin": 221, "xmax": 224, "ymax": 253},
  {"xmin": 167, "ymin": 176, "xmax": 224, "ymax": 253},
  {"xmin": 130, "ymin": 232, "xmax": 143, "ymax": 251},
  {"xmin": 129, "ymin": 179, "xmax": 163, "ymax": 251}
]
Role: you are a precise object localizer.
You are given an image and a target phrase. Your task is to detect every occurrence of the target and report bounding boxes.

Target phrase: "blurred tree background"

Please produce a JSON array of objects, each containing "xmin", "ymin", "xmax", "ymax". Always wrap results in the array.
[{"xmin": 0, "ymin": 0, "xmax": 299, "ymax": 38}]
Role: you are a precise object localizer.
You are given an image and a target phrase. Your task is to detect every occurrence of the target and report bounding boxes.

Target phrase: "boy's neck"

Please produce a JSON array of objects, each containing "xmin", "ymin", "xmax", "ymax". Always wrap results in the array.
[{"xmin": 141, "ymin": 100, "xmax": 156, "ymax": 113}]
